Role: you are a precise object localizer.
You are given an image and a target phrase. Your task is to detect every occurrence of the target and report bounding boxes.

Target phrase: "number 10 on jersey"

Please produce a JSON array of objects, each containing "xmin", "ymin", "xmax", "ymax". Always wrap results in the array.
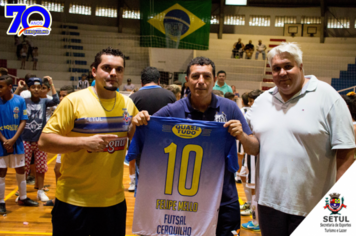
[{"xmin": 164, "ymin": 143, "xmax": 203, "ymax": 197}]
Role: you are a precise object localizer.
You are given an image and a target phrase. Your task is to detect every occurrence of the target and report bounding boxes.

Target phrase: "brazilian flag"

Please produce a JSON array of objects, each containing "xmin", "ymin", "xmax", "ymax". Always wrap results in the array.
[{"xmin": 140, "ymin": 0, "xmax": 211, "ymax": 50}]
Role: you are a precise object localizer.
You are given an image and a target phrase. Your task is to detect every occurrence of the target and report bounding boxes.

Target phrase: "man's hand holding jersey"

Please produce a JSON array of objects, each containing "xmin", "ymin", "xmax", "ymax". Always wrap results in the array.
[
  {"xmin": 224, "ymin": 120, "xmax": 259, "ymax": 155},
  {"xmin": 132, "ymin": 111, "xmax": 150, "ymax": 127},
  {"xmin": 128, "ymin": 111, "xmax": 150, "ymax": 139},
  {"xmin": 131, "ymin": 111, "xmax": 259, "ymax": 155}
]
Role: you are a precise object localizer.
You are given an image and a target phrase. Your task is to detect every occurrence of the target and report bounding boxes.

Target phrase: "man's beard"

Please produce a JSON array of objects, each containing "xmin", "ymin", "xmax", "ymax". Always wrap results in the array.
[{"xmin": 104, "ymin": 86, "xmax": 118, "ymax": 91}]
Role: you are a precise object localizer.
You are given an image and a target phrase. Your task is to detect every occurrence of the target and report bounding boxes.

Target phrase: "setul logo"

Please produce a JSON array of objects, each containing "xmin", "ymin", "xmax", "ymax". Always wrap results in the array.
[{"xmin": 172, "ymin": 124, "xmax": 202, "ymax": 139}]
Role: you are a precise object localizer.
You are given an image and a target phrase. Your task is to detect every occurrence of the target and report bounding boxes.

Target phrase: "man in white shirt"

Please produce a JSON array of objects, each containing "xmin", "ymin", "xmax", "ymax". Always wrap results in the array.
[
  {"xmin": 245, "ymin": 42, "xmax": 355, "ymax": 236},
  {"xmin": 255, "ymin": 40, "xmax": 266, "ymax": 60}
]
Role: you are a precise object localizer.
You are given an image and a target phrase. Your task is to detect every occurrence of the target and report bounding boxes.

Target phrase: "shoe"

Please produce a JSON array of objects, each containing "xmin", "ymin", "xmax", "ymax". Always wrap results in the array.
[
  {"xmin": 240, "ymin": 202, "xmax": 250, "ymax": 210},
  {"xmin": 235, "ymin": 176, "xmax": 242, "ymax": 183},
  {"xmin": 26, "ymin": 176, "xmax": 35, "ymax": 185},
  {"xmin": 18, "ymin": 197, "xmax": 39, "ymax": 206},
  {"xmin": 37, "ymin": 191, "xmax": 49, "ymax": 202},
  {"xmin": 128, "ymin": 179, "xmax": 135, "ymax": 192},
  {"xmin": 240, "ymin": 208, "xmax": 252, "ymax": 216},
  {"xmin": 242, "ymin": 221, "xmax": 260, "ymax": 231},
  {"xmin": 34, "ymin": 186, "xmax": 50, "ymax": 192},
  {"xmin": 43, "ymin": 199, "xmax": 54, "ymax": 206},
  {"xmin": 235, "ymin": 175, "xmax": 242, "ymax": 183},
  {"xmin": 0, "ymin": 203, "xmax": 6, "ymax": 214}
]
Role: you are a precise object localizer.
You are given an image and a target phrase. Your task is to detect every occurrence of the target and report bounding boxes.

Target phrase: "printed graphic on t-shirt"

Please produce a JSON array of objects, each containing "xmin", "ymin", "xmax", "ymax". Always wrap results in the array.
[
  {"xmin": 13, "ymin": 107, "xmax": 20, "ymax": 119},
  {"xmin": 26, "ymin": 104, "xmax": 43, "ymax": 133}
]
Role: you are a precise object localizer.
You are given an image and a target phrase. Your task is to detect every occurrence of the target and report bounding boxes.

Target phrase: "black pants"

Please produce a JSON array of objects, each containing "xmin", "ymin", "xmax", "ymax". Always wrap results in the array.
[
  {"xmin": 258, "ymin": 204, "xmax": 305, "ymax": 236},
  {"xmin": 52, "ymin": 198, "xmax": 127, "ymax": 236},
  {"xmin": 16, "ymin": 44, "xmax": 22, "ymax": 59},
  {"xmin": 216, "ymin": 200, "xmax": 241, "ymax": 236}
]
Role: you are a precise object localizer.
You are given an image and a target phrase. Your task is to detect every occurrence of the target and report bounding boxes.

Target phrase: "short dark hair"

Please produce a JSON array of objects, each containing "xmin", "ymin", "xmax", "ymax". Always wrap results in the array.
[
  {"xmin": 224, "ymin": 92, "xmax": 235, "ymax": 100},
  {"xmin": 343, "ymin": 94, "xmax": 356, "ymax": 121},
  {"xmin": 0, "ymin": 75, "xmax": 13, "ymax": 86},
  {"xmin": 241, "ymin": 92, "xmax": 249, "ymax": 106},
  {"xmin": 0, "ymin": 67, "xmax": 8, "ymax": 76},
  {"xmin": 60, "ymin": 85, "xmax": 74, "ymax": 94},
  {"xmin": 42, "ymin": 78, "xmax": 50, "ymax": 89},
  {"xmin": 93, "ymin": 47, "xmax": 125, "ymax": 69},
  {"xmin": 248, "ymin": 89, "xmax": 263, "ymax": 100},
  {"xmin": 141, "ymin": 66, "xmax": 160, "ymax": 85},
  {"xmin": 217, "ymin": 70, "xmax": 226, "ymax": 76},
  {"xmin": 186, "ymin": 57, "xmax": 215, "ymax": 77}
]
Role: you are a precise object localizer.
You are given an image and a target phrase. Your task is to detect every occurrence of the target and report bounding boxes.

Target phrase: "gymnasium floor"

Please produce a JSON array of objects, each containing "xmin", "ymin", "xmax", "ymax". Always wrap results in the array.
[{"xmin": 0, "ymin": 154, "xmax": 260, "ymax": 236}]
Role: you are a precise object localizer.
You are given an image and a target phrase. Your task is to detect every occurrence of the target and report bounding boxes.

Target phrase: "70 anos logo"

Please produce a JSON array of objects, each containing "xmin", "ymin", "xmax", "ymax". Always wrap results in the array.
[{"xmin": 5, "ymin": 4, "xmax": 52, "ymax": 36}]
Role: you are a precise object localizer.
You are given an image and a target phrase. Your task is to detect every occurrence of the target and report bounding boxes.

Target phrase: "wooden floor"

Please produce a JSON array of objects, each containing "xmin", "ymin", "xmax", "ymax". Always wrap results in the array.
[{"xmin": 0, "ymin": 154, "xmax": 260, "ymax": 236}]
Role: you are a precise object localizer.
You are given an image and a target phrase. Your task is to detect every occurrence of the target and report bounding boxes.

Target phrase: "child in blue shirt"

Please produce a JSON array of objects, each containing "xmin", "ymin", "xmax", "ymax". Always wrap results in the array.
[{"xmin": 0, "ymin": 75, "xmax": 38, "ymax": 214}]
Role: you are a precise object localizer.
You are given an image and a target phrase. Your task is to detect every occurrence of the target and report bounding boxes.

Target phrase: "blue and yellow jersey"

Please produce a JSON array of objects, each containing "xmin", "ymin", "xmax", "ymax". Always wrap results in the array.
[
  {"xmin": 43, "ymin": 87, "xmax": 138, "ymax": 207},
  {"xmin": 127, "ymin": 116, "xmax": 238, "ymax": 236},
  {"xmin": 0, "ymin": 94, "xmax": 28, "ymax": 156}
]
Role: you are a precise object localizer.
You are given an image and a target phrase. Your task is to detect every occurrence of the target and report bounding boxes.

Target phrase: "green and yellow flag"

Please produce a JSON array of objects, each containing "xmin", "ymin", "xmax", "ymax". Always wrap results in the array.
[{"xmin": 140, "ymin": 0, "xmax": 211, "ymax": 50}]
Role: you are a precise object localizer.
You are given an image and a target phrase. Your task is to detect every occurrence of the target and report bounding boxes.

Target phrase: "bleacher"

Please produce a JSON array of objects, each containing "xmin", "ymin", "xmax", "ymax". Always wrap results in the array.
[
  {"xmin": 197, "ymin": 33, "xmax": 356, "ymax": 94},
  {"xmin": 332, "ymin": 59, "xmax": 356, "ymax": 95},
  {"xmin": 1, "ymin": 16, "xmax": 355, "ymax": 93},
  {"xmin": 0, "ymin": 18, "xmax": 148, "ymax": 89}
]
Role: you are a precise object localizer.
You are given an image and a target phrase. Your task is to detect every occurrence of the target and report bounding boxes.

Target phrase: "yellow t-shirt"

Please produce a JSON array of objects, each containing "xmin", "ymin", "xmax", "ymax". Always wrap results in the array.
[{"xmin": 43, "ymin": 87, "xmax": 138, "ymax": 207}]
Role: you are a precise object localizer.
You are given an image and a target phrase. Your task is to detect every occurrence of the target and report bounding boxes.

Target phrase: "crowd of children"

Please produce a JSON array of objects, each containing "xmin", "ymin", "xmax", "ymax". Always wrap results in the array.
[{"xmin": 0, "ymin": 73, "xmax": 75, "ymax": 213}]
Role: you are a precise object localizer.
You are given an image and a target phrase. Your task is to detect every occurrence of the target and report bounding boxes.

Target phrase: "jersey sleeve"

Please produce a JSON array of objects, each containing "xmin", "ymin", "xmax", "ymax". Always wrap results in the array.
[
  {"xmin": 46, "ymin": 93, "xmax": 60, "ymax": 107},
  {"xmin": 42, "ymin": 97, "xmax": 75, "ymax": 136},
  {"xmin": 132, "ymin": 103, "xmax": 139, "ymax": 117},
  {"xmin": 225, "ymin": 134, "xmax": 239, "ymax": 173},
  {"xmin": 20, "ymin": 97, "xmax": 28, "ymax": 121},
  {"xmin": 126, "ymin": 126, "xmax": 145, "ymax": 162},
  {"xmin": 124, "ymin": 94, "xmax": 139, "ymax": 118},
  {"xmin": 327, "ymin": 98, "xmax": 356, "ymax": 150}
]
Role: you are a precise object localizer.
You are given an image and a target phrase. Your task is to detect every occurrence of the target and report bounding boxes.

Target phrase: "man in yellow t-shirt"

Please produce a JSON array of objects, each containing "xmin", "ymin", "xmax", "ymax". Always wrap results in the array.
[{"xmin": 39, "ymin": 47, "xmax": 138, "ymax": 236}]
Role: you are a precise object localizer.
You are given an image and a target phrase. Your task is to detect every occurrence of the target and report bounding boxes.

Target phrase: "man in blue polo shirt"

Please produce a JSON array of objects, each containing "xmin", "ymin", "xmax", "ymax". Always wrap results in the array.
[
  {"xmin": 131, "ymin": 57, "xmax": 260, "ymax": 236},
  {"xmin": 213, "ymin": 70, "xmax": 233, "ymax": 95}
]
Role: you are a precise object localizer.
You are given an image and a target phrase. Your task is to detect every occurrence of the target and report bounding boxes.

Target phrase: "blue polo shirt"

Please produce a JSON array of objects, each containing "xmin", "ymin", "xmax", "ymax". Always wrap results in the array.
[{"xmin": 154, "ymin": 93, "xmax": 252, "ymax": 206}]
